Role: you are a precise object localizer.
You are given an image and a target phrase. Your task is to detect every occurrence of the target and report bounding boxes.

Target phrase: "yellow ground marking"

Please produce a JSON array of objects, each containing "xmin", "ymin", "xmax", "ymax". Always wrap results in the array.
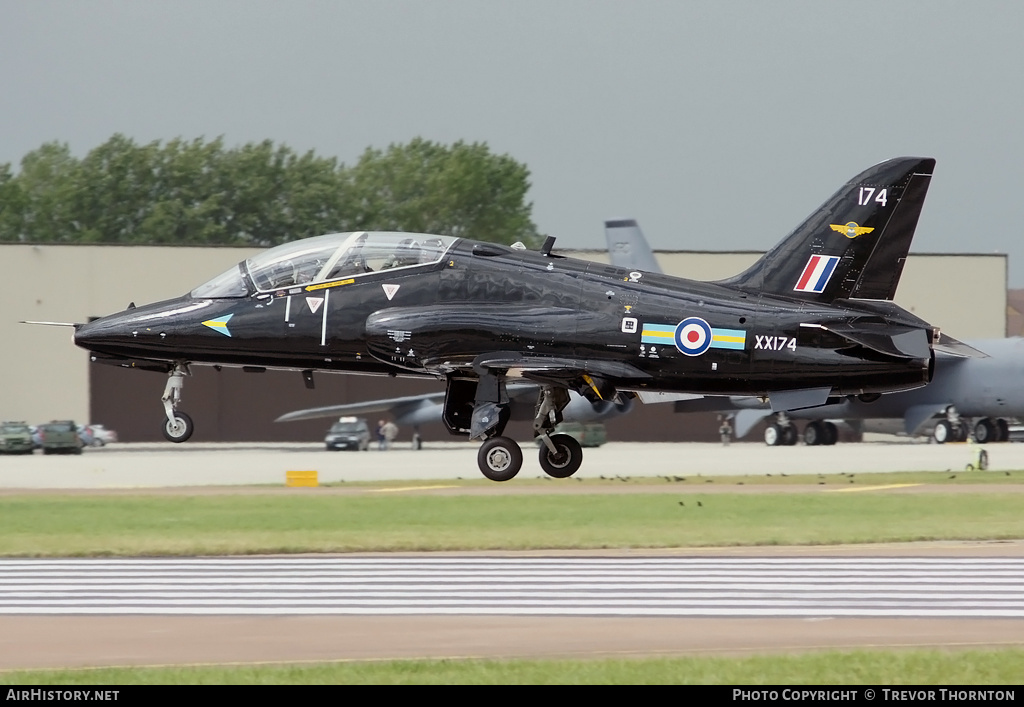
[
  {"xmin": 823, "ymin": 483, "xmax": 922, "ymax": 493},
  {"xmin": 369, "ymin": 485, "xmax": 461, "ymax": 493}
]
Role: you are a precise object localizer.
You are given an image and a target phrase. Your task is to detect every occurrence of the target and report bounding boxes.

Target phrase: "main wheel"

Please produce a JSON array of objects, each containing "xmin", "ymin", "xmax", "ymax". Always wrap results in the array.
[
  {"xmin": 782, "ymin": 425, "xmax": 798, "ymax": 446},
  {"xmin": 477, "ymin": 436, "xmax": 522, "ymax": 482},
  {"xmin": 974, "ymin": 418, "xmax": 996, "ymax": 444},
  {"xmin": 764, "ymin": 423, "xmax": 781, "ymax": 446},
  {"xmin": 162, "ymin": 411, "xmax": 194, "ymax": 443},
  {"xmin": 538, "ymin": 433, "xmax": 583, "ymax": 478},
  {"xmin": 803, "ymin": 421, "xmax": 823, "ymax": 446},
  {"xmin": 933, "ymin": 420, "xmax": 951, "ymax": 444},
  {"xmin": 823, "ymin": 421, "xmax": 838, "ymax": 445},
  {"xmin": 996, "ymin": 418, "xmax": 1010, "ymax": 442}
]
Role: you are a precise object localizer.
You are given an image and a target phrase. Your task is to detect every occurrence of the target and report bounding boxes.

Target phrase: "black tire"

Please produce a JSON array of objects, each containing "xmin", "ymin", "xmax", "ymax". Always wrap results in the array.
[
  {"xmin": 955, "ymin": 422, "xmax": 969, "ymax": 442},
  {"xmin": 823, "ymin": 421, "xmax": 838, "ymax": 445},
  {"xmin": 162, "ymin": 411, "xmax": 194, "ymax": 443},
  {"xmin": 477, "ymin": 436, "xmax": 523, "ymax": 482},
  {"xmin": 974, "ymin": 419, "xmax": 996, "ymax": 444},
  {"xmin": 782, "ymin": 425, "xmax": 798, "ymax": 446},
  {"xmin": 933, "ymin": 420, "xmax": 951, "ymax": 444},
  {"xmin": 996, "ymin": 418, "xmax": 1010, "ymax": 442},
  {"xmin": 803, "ymin": 421, "xmax": 822, "ymax": 446},
  {"xmin": 764, "ymin": 423, "xmax": 781, "ymax": 446},
  {"xmin": 538, "ymin": 433, "xmax": 583, "ymax": 478}
]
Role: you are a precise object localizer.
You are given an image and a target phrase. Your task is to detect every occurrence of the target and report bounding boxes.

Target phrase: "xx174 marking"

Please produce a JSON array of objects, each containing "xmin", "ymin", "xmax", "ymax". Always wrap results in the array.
[{"xmin": 755, "ymin": 335, "xmax": 796, "ymax": 352}]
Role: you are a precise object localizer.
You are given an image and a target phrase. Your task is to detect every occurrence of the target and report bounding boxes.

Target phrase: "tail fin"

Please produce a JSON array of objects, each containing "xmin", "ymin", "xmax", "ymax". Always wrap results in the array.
[
  {"xmin": 718, "ymin": 157, "xmax": 935, "ymax": 302},
  {"xmin": 604, "ymin": 219, "xmax": 664, "ymax": 274}
]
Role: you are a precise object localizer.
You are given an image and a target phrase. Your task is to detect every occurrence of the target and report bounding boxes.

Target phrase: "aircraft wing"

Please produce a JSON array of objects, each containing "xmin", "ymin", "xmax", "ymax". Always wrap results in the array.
[
  {"xmin": 275, "ymin": 392, "xmax": 448, "ymax": 423},
  {"xmin": 275, "ymin": 382, "xmax": 543, "ymax": 424},
  {"xmin": 471, "ymin": 352, "xmax": 652, "ymax": 384}
]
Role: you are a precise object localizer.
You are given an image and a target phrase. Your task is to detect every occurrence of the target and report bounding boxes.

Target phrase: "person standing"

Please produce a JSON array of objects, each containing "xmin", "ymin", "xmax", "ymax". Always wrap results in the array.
[
  {"xmin": 376, "ymin": 419, "xmax": 387, "ymax": 451},
  {"xmin": 719, "ymin": 416, "xmax": 733, "ymax": 447},
  {"xmin": 382, "ymin": 420, "xmax": 399, "ymax": 450}
]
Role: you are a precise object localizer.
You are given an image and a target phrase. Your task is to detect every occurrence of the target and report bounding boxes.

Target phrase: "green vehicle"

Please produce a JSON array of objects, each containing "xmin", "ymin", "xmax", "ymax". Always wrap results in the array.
[
  {"xmin": 551, "ymin": 422, "xmax": 607, "ymax": 448},
  {"xmin": 0, "ymin": 421, "xmax": 34, "ymax": 454},
  {"xmin": 37, "ymin": 420, "xmax": 84, "ymax": 455}
]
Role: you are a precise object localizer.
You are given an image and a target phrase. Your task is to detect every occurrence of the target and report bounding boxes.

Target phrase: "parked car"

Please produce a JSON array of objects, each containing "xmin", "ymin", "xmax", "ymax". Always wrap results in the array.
[
  {"xmin": 83, "ymin": 424, "xmax": 118, "ymax": 447},
  {"xmin": 37, "ymin": 420, "xmax": 84, "ymax": 455},
  {"xmin": 0, "ymin": 421, "xmax": 35, "ymax": 455},
  {"xmin": 324, "ymin": 417, "xmax": 371, "ymax": 451}
]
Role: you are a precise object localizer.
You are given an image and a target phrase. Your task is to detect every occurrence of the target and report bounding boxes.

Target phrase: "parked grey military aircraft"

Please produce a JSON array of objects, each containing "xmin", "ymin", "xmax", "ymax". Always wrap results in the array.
[
  {"xmin": 673, "ymin": 337, "xmax": 1023, "ymax": 446},
  {"xmin": 603, "ymin": 219, "xmax": 1014, "ymax": 447},
  {"xmin": 275, "ymin": 384, "xmax": 634, "ymax": 448},
  {"xmin": 71, "ymin": 156, "xmax": 959, "ymax": 481}
]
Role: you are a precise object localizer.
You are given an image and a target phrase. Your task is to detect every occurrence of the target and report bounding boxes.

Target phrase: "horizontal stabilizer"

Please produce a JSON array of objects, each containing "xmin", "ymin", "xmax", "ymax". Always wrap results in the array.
[
  {"xmin": 768, "ymin": 387, "xmax": 832, "ymax": 412},
  {"xmin": 811, "ymin": 323, "xmax": 930, "ymax": 359},
  {"xmin": 933, "ymin": 333, "xmax": 990, "ymax": 359}
]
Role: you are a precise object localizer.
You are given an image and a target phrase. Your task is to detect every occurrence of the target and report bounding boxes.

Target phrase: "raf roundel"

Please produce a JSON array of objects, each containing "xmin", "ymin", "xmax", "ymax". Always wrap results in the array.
[{"xmin": 673, "ymin": 317, "xmax": 713, "ymax": 356}]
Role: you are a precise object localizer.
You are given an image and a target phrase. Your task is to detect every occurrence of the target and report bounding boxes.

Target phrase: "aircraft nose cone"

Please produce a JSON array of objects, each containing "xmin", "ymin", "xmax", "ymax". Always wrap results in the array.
[
  {"xmin": 72, "ymin": 320, "xmax": 100, "ymax": 349},
  {"xmin": 73, "ymin": 313, "xmax": 138, "ymax": 354}
]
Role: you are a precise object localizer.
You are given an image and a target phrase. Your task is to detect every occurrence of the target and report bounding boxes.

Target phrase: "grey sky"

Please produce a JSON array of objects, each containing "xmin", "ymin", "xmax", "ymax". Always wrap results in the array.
[{"xmin": 4, "ymin": 1, "xmax": 1023, "ymax": 284}]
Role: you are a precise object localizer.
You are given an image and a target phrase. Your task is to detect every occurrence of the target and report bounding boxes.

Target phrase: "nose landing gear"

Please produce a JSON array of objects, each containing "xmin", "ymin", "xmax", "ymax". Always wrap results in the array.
[{"xmin": 160, "ymin": 363, "xmax": 194, "ymax": 442}]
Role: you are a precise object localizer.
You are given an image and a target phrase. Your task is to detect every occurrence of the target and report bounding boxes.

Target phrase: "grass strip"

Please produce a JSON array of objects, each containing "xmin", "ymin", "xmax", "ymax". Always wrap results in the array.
[
  {"xmin": 3, "ymin": 649, "xmax": 1022, "ymax": 684},
  {"xmin": 1, "ymin": 489, "xmax": 1022, "ymax": 556}
]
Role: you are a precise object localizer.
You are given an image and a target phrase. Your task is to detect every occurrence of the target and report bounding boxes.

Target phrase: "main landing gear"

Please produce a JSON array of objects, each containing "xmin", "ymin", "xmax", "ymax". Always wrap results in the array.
[
  {"xmin": 160, "ymin": 363, "xmax": 194, "ymax": 442},
  {"xmin": 447, "ymin": 374, "xmax": 584, "ymax": 482},
  {"xmin": 763, "ymin": 413, "xmax": 837, "ymax": 446},
  {"xmin": 932, "ymin": 407, "xmax": 1010, "ymax": 444}
]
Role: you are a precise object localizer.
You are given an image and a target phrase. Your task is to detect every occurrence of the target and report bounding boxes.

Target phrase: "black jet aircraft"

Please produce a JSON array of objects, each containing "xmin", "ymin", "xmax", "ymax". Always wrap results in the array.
[{"xmin": 73, "ymin": 156, "xmax": 959, "ymax": 481}]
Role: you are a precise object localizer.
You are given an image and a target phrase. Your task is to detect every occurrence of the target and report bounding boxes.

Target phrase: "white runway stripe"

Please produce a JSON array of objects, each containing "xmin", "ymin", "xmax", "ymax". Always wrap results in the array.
[{"xmin": 1, "ymin": 557, "xmax": 1022, "ymax": 617}]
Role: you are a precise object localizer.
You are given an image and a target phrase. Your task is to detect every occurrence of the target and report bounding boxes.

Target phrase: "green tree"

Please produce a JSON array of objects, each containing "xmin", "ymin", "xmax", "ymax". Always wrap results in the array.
[
  {"xmin": 1, "ymin": 142, "xmax": 80, "ymax": 242},
  {"xmin": 347, "ymin": 138, "xmax": 539, "ymax": 246},
  {"xmin": 0, "ymin": 135, "xmax": 540, "ymax": 247}
]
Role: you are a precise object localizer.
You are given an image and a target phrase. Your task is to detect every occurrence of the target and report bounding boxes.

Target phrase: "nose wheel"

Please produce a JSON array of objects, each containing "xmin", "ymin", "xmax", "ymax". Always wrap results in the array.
[{"xmin": 162, "ymin": 411, "xmax": 194, "ymax": 443}]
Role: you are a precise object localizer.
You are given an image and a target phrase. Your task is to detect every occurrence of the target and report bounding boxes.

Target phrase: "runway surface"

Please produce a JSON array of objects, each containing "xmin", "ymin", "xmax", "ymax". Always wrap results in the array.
[
  {"xmin": 0, "ymin": 438, "xmax": 1020, "ymax": 488},
  {"xmin": 2, "ymin": 440, "xmax": 1023, "ymax": 671},
  {"xmin": 3, "ymin": 556, "xmax": 1023, "ymax": 617}
]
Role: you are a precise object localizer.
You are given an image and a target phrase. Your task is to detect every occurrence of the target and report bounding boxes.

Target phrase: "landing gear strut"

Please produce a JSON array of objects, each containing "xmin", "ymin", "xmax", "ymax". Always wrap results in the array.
[
  {"xmin": 532, "ymin": 387, "xmax": 582, "ymax": 478},
  {"xmin": 933, "ymin": 406, "xmax": 968, "ymax": 444},
  {"xmin": 161, "ymin": 363, "xmax": 194, "ymax": 442},
  {"xmin": 764, "ymin": 413, "xmax": 798, "ymax": 446},
  {"xmin": 458, "ymin": 376, "xmax": 581, "ymax": 481}
]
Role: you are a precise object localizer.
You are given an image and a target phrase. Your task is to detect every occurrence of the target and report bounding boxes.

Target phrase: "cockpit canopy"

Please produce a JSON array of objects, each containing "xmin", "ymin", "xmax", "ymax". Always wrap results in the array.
[{"xmin": 191, "ymin": 232, "xmax": 458, "ymax": 299}]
